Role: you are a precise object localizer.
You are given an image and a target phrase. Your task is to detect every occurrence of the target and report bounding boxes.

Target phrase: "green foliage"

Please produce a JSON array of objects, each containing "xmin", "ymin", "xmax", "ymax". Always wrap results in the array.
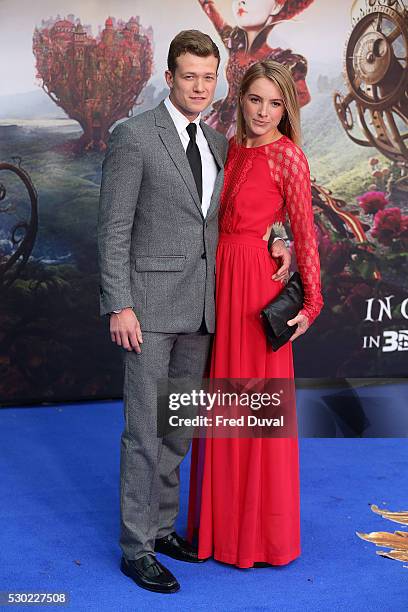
[{"xmin": 302, "ymin": 93, "xmax": 389, "ymax": 201}]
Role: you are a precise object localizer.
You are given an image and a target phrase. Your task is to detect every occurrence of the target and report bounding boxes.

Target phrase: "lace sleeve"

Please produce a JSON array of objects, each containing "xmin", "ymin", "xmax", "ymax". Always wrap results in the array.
[{"xmin": 268, "ymin": 142, "xmax": 323, "ymax": 325}]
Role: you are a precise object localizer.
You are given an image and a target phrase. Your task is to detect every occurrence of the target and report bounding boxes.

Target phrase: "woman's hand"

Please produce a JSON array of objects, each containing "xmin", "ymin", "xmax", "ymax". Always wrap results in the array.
[
  {"xmin": 270, "ymin": 239, "xmax": 290, "ymax": 282},
  {"xmin": 287, "ymin": 312, "xmax": 309, "ymax": 342}
]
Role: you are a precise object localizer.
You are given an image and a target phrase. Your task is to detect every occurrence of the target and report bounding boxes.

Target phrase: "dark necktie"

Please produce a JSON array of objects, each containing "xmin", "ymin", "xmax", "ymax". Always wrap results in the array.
[{"xmin": 186, "ymin": 122, "xmax": 202, "ymax": 202}]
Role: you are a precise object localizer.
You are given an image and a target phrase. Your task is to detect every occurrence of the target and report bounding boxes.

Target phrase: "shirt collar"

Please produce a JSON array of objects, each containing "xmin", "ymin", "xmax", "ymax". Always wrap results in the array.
[{"xmin": 164, "ymin": 96, "xmax": 201, "ymax": 135}]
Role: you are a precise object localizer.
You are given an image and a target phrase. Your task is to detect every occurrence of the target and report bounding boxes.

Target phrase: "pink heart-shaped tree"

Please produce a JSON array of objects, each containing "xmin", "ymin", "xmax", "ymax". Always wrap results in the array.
[{"xmin": 33, "ymin": 15, "xmax": 153, "ymax": 152}]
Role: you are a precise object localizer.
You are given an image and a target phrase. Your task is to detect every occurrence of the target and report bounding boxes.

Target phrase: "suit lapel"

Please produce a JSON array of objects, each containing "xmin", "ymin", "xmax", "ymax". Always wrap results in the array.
[
  {"xmin": 200, "ymin": 120, "xmax": 223, "ymax": 170},
  {"xmin": 200, "ymin": 119, "xmax": 225, "ymax": 219},
  {"xmin": 154, "ymin": 101, "xmax": 203, "ymax": 217},
  {"xmin": 206, "ymin": 170, "xmax": 224, "ymax": 220}
]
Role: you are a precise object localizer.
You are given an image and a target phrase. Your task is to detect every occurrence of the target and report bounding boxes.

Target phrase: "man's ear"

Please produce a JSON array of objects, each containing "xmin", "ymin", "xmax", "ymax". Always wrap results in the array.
[{"xmin": 164, "ymin": 69, "xmax": 174, "ymax": 89}]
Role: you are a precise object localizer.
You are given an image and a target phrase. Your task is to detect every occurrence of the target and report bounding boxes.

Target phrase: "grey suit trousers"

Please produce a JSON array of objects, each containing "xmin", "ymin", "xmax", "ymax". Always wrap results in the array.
[{"xmin": 120, "ymin": 330, "xmax": 211, "ymax": 560}]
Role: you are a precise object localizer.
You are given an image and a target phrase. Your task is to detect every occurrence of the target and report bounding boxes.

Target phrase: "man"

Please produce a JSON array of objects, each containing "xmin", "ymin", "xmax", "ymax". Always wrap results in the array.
[{"xmin": 98, "ymin": 30, "xmax": 290, "ymax": 594}]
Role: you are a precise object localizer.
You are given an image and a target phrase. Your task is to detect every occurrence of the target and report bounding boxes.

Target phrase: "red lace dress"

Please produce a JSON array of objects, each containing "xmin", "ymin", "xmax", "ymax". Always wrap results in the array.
[{"xmin": 187, "ymin": 135, "xmax": 323, "ymax": 568}]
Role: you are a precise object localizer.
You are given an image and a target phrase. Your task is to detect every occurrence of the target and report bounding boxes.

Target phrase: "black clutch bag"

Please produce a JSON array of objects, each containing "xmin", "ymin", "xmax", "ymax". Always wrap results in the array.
[{"xmin": 260, "ymin": 272, "xmax": 304, "ymax": 351}]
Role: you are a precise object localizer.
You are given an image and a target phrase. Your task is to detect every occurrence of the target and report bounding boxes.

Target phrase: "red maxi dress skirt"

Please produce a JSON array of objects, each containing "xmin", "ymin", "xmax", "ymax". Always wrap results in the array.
[{"xmin": 188, "ymin": 136, "xmax": 323, "ymax": 568}]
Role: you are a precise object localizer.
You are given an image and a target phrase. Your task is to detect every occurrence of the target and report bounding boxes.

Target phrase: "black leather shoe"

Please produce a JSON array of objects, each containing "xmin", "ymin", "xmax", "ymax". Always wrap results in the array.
[
  {"xmin": 155, "ymin": 531, "xmax": 206, "ymax": 563},
  {"xmin": 120, "ymin": 554, "xmax": 180, "ymax": 593}
]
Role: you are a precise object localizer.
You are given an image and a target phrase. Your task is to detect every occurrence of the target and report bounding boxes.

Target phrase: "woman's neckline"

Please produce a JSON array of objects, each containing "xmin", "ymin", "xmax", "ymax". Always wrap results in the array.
[{"xmin": 238, "ymin": 134, "xmax": 286, "ymax": 150}]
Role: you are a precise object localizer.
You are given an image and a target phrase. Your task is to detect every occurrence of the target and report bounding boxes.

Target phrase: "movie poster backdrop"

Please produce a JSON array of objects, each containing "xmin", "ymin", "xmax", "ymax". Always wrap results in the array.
[{"xmin": 0, "ymin": 0, "xmax": 407, "ymax": 404}]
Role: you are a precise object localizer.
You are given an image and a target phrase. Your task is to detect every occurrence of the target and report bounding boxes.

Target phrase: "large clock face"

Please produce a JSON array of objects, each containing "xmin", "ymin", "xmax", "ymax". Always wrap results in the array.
[
  {"xmin": 346, "ymin": 2, "xmax": 408, "ymax": 109},
  {"xmin": 334, "ymin": 0, "xmax": 408, "ymax": 164},
  {"xmin": 353, "ymin": 31, "xmax": 390, "ymax": 85}
]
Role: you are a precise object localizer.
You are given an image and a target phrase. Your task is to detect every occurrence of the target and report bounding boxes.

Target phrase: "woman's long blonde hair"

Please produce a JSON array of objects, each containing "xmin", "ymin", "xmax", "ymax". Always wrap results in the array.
[{"xmin": 236, "ymin": 60, "xmax": 301, "ymax": 146}]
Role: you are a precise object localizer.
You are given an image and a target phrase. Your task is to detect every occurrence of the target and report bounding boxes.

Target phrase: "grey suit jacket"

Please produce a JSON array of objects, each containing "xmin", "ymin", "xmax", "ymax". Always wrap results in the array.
[{"xmin": 97, "ymin": 100, "xmax": 228, "ymax": 333}]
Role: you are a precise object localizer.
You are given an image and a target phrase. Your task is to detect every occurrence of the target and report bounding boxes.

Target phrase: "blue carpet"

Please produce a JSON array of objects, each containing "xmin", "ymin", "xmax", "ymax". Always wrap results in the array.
[{"xmin": 0, "ymin": 400, "xmax": 407, "ymax": 611}]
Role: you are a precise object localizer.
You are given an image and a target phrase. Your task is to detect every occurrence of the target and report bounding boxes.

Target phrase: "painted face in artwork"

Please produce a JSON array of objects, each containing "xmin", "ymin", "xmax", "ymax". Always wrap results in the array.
[{"xmin": 232, "ymin": 0, "xmax": 285, "ymax": 29}]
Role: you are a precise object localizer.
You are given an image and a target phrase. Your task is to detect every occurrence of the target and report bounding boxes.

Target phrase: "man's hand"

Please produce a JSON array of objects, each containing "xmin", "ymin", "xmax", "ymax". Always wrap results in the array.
[
  {"xmin": 287, "ymin": 312, "xmax": 309, "ymax": 342},
  {"xmin": 270, "ymin": 239, "xmax": 291, "ymax": 282},
  {"xmin": 110, "ymin": 308, "xmax": 143, "ymax": 353}
]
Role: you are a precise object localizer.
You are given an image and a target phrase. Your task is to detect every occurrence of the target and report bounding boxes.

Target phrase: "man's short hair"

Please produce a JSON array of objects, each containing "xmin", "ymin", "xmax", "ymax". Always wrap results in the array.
[{"xmin": 167, "ymin": 30, "xmax": 220, "ymax": 74}]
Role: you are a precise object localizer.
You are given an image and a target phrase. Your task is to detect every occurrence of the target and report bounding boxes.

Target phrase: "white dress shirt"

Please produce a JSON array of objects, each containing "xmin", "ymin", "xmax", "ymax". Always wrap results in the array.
[{"xmin": 164, "ymin": 96, "xmax": 218, "ymax": 218}]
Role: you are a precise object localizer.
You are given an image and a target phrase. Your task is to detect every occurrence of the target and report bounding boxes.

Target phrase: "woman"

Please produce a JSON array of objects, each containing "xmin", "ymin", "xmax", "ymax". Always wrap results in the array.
[
  {"xmin": 188, "ymin": 60, "xmax": 323, "ymax": 568},
  {"xmin": 197, "ymin": 0, "xmax": 314, "ymax": 136}
]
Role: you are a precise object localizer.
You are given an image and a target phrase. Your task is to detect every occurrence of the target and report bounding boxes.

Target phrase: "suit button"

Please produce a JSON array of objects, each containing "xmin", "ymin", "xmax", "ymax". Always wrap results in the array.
[{"xmin": 201, "ymin": 252, "xmax": 206, "ymax": 259}]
